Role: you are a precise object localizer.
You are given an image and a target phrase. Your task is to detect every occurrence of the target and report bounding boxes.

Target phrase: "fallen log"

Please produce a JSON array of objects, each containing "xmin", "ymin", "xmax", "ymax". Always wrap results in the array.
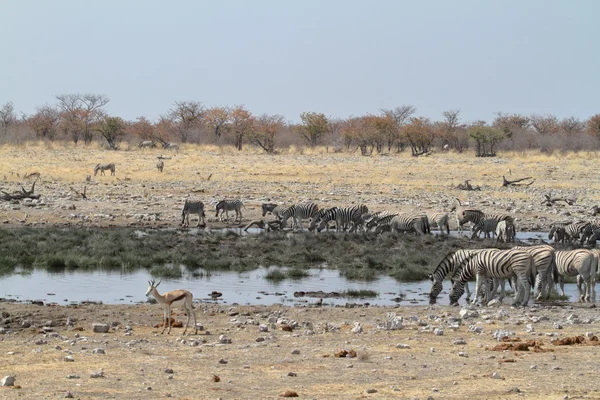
[
  {"xmin": 0, "ymin": 181, "xmax": 40, "ymax": 201},
  {"xmin": 502, "ymin": 175, "xmax": 534, "ymax": 187},
  {"xmin": 542, "ymin": 194, "xmax": 575, "ymax": 206}
]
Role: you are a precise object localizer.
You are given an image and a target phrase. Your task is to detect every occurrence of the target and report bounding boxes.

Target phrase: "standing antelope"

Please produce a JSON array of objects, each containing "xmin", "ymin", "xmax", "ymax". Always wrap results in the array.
[{"xmin": 145, "ymin": 279, "xmax": 198, "ymax": 335}]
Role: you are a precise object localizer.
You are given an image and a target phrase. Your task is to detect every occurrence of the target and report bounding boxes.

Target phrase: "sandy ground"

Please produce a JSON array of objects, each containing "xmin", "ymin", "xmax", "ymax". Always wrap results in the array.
[{"xmin": 1, "ymin": 301, "xmax": 600, "ymax": 399}]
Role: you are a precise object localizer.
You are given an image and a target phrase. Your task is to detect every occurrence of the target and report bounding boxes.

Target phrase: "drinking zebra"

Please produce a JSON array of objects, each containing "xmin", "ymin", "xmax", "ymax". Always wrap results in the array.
[
  {"xmin": 451, "ymin": 199, "xmax": 484, "ymax": 233},
  {"xmin": 427, "ymin": 211, "xmax": 450, "ymax": 235},
  {"xmin": 261, "ymin": 203, "xmax": 289, "ymax": 220},
  {"xmin": 554, "ymin": 249, "xmax": 595, "ymax": 302},
  {"xmin": 549, "ymin": 221, "xmax": 591, "ymax": 244},
  {"xmin": 428, "ymin": 249, "xmax": 484, "ymax": 304},
  {"xmin": 471, "ymin": 218, "xmax": 498, "ymax": 240},
  {"xmin": 365, "ymin": 211, "xmax": 399, "ymax": 231},
  {"xmin": 280, "ymin": 202, "xmax": 319, "ymax": 230},
  {"xmin": 94, "ymin": 163, "xmax": 115, "ymax": 176},
  {"xmin": 181, "ymin": 199, "xmax": 205, "ymax": 227},
  {"xmin": 495, "ymin": 220, "xmax": 516, "ymax": 243},
  {"xmin": 314, "ymin": 204, "xmax": 369, "ymax": 233},
  {"xmin": 215, "ymin": 199, "xmax": 245, "ymax": 223},
  {"xmin": 375, "ymin": 213, "xmax": 427, "ymax": 235},
  {"xmin": 449, "ymin": 248, "xmax": 534, "ymax": 307},
  {"xmin": 513, "ymin": 245, "xmax": 555, "ymax": 301}
]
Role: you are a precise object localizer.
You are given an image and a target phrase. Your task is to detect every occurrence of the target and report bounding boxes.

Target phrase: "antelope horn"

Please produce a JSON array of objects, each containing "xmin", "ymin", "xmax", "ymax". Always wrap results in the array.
[{"xmin": 155, "ymin": 279, "xmax": 162, "ymax": 287}]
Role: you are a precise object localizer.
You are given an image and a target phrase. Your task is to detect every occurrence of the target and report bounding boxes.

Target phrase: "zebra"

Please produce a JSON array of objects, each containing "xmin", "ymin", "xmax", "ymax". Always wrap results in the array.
[
  {"xmin": 495, "ymin": 220, "xmax": 516, "ymax": 243},
  {"xmin": 308, "ymin": 207, "xmax": 334, "ymax": 232},
  {"xmin": 139, "ymin": 140, "xmax": 156, "ymax": 148},
  {"xmin": 215, "ymin": 200, "xmax": 245, "ymax": 223},
  {"xmin": 471, "ymin": 218, "xmax": 498, "ymax": 240},
  {"xmin": 163, "ymin": 142, "xmax": 180, "ymax": 151},
  {"xmin": 550, "ymin": 221, "xmax": 591, "ymax": 243},
  {"xmin": 449, "ymin": 248, "xmax": 534, "ymax": 307},
  {"xmin": 513, "ymin": 245, "xmax": 555, "ymax": 301},
  {"xmin": 94, "ymin": 163, "xmax": 115, "ymax": 176},
  {"xmin": 280, "ymin": 202, "xmax": 319, "ymax": 230},
  {"xmin": 427, "ymin": 211, "xmax": 450, "ymax": 235},
  {"xmin": 576, "ymin": 248, "xmax": 600, "ymax": 302},
  {"xmin": 375, "ymin": 213, "xmax": 426, "ymax": 235},
  {"xmin": 156, "ymin": 159, "xmax": 164, "ymax": 172},
  {"xmin": 181, "ymin": 199, "xmax": 205, "ymax": 227},
  {"xmin": 315, "ymin": 205, "xmax": 369, "ymax": 233},
  {"xmin": 365, "ymin": 211, "xmax": 399, "ymax": 231},
  {"xmin": 451, "ymin": 199, "xmax": 484, "ymax": 233},
  {"xmin": 428, "ymin": 249, "xmax": 484, "ymax": 304},
  {"xmin": 554, "ymin": 249, "xmax": 595, "ymax": 302}
]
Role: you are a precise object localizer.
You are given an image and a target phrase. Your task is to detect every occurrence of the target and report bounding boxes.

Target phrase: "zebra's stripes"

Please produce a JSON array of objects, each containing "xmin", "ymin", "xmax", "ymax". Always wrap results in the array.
[
  {"xmin": 471, "ymin": 218, "xmax": 498, "ymax": 240},
  {"xmin": 261, "ymin": 203, "xmax": 289, "ymax": 220},
  {"xmin": 514, "ymin": 245, "xmax": 555, "ymax": 301},
  {"xmin": 495, "ymin": 220, "xmax": 516, "ymax": 243},
  {"xmin": 554, "ymin": 249, "xmax": 595, "ymax": 302},
  {"xmin": 215, "ymin": 199, "xmax": 245, "ymax": 222},
  {"xmin": 366, "ymin": 212, "xmax": 399, "ymax": 232},
  {"xmin": 428, "ymin": 250, "xmax": 483, "ymax": 304},
  {"xmin": 181, "ymin": 199, "xmax": 205, "ymax": 227},
  {"xmin": 376, "ymin": 213, "xmax": 427, "ymax": 235},
  {"xmin": 452, "ymin": 199, "xmax": 485, "ymax": 233},
  {"xmin": 449, "ymin": 249, "xmax": 534, "ymax": 306},
  {"xmin": 315, "ymin": 205, "xmax": 369, "ymax": 232},
  {"xmin": 281, "ymin": 203, "xmax": 319, "ymax": 230},
  {"xmin": 94, "ymin": 163, "xmax": 115, "ymax": 176},
  {"xmin": 427, "ymin": 211, "xmax": 450, "ymax": 235}
]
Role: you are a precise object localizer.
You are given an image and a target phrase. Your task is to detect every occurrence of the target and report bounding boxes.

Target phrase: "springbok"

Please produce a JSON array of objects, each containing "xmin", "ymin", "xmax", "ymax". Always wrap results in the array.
[{"xmin": 145, "ymin": 279, "xmax": 198, "ymax": 335}]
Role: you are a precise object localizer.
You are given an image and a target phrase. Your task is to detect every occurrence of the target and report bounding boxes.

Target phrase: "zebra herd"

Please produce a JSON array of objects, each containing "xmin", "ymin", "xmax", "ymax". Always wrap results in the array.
[
  {"xmin": 429, "ymin": 246, "xmax": 598, "ymax": 307},
  {"xmin": 181, "ymin": 199, "xmax": 245, "ymax": 227}
]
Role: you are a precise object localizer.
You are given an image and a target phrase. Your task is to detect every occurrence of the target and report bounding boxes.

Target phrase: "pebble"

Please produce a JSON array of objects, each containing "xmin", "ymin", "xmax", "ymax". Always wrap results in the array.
[{"xmin": 1, "ymin": 376, "xmax": 15, "ymax": 387}]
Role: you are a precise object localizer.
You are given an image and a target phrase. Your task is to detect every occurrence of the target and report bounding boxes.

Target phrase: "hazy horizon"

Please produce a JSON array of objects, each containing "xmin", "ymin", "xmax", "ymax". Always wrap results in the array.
[{"xmin": 1, "ymin": 0, "xmax": 598, "ymax": 123}]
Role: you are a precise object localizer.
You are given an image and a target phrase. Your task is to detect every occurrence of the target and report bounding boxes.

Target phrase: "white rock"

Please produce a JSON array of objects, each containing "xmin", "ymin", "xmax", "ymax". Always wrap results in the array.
[
  {"xmin": 1, "ymin": 376, "xmax": 15, "ymax": 386},
  {"xmin": 92, "ymin": 323, "xmax": 110, "ymax": 333},
  {"xmin": 491, "ymin": 372, "xmax": 502, "ymax": 379},
  {"xmin": 396, "ymin": 344, "xmax": 411, "ymax": 349},
  {"xmin": 351, "ymin": 322, "xmax": 363, "ymax": 334}
]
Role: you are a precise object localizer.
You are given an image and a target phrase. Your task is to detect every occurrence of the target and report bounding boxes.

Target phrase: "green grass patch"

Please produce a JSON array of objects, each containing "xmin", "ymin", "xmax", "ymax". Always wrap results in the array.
[
  {"xmin": 264, "ymin": 268, "xmax": 286, "ymax": 281},
  {"xmin": 149, "ymin": 264, "xmax": 183, "ymax": 278},
  {"xmin": 345, "ymin": 289, "xmax": 378, "ymax": 298},
  {"xmin": 286, "ymin": 267, "xmax": 310, "ymax": 279}
]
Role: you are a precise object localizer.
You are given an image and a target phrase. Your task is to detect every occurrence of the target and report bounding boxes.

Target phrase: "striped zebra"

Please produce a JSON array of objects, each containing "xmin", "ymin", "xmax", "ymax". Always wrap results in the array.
[
  {"xmin": 513, "ymin": 245, "xmax": 555, "ymax": 301},
  {"xmin": 576, "ymin": 248, "xmax": 600, "ymax": 302},
  {"xmin": 449, "ymin": 249, "xmax": 534, "ymax": 307},
  {"xmin": 427, "ymin": 211, "xmax": 450, "ymax": 235},
  {"xmin": 261, "ymin": 203, "xmax": 289, "ymax": 220},
  {"xmin": 428, "ymin": 249, "xmax": 483, "ymax": 304},
  {"xmin": 586, "ymin": 228, "xmax": 600, "ymax": 246},
  {"xmin": 314, "ymin": 204, "xmax": 369, "ymax": 233},
  {"xmin": 375, "ymin": 213, "xmax": 427, "ymax": 235},
  {"xmin": 139, "ymin": 140, "xmax": 156, "ymax": 148},
  {"xmin": 549, "ymin": 221, "xmax": 590, "ymax": 243},
  {"xmin": 451, "ymin": 199, "xmax": 484, "ymax": 233},
  {"xmin": 94, "ymin": 163, "xmax": 115, "ymax": 176},
  {"xmin": 215, "ymin": 199, "xmax": 245, "ymax": 223},
  {"xmin": 156, "ymin": 159, "xmax": 164, "ymax": 172},
  {"xmin": 281, "ymin": 202, "xmax": 319, "ymax": 230},
  {"xmin": 470, "ymin": 218, "xmax": 498, "ymax": 240},
  {"xmin": 365, "ymin": 211, "xmax": 399, "ymax": 231},
  {"xmin": 181, "ymin": 199, "xmax": 205, "ymax": 227},
  {"xmin": 554, "ymin": 249, "xmax": 595, "ymax": 302},
  {"xmin": 495, "ymin": 220, "xmax": 516, "ymax": 243}
]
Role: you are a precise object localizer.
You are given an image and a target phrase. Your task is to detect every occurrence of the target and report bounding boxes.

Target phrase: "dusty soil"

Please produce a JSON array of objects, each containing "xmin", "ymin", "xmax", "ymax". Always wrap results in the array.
[{"xmin": 2, "ymin": 301, "xmax": 600, "ymax": 399}]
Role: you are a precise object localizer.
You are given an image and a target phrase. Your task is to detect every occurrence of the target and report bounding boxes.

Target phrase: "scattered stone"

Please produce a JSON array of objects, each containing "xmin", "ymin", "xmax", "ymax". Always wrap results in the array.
[
  {"xmin": 92, "ymin": 323, "xmax": 110, "ymax": 333},
  {"xmin": 218, "ymin": 359, "xmax": 228, "ymax": 364},
  {"xmin": 280, "ymin": 390, "xmax": 299, "ymax": 397},
  {"xmin": 291, "ymin": 349, "xmax": 300, "ymax": 355},
  {"xmin": 365, "ymin": 388, "xmax": 377, "ymax": 394},
  {"xmin": 90, "ymin": 371, "xmax": 104, "ymax": 378},
  {"xmin": 553, "ymin": 322, "xmax": 563, "ymax": 330},
  {"xmin": 457, "ymin": 352, "xmax": 468, "ymax": 357},
  {"xmin": 287, "ymin": 372, "xmax": 297, "ymax": 377},
  {"xmin": 491, "ymin": 372, "xmax": 502, "ymax": 379},
  {"xmin": 453, "ymin": 339, "xmax": 467, "ymax": 345},
  {"xmin": 396, "ymin": 344, "xmax": 411, "ymax": 349},
  {"xmin": 93, "ymin": 348, "xmax": 105, "ymax": 354},
  {"xmin": 64, "ymin": 392, "xmax": 74, "ymax": 398},
  {"xmin": 530, "ymin": 365, "xmax": 537, "ymax": 370},
  {"xmin": 219, "ymin": 335, "xmax": 232, "ymax": 344},
  {"xmin": 1, "ymin": 376, "xmax": 15, "ymax": 386},
  {"xmin": 65, "ymin": 374, "xmax": 80, "ymax": 379},
  {"xmin": 433, "ymin": 328, "xmax": 444, "ymax": 336},
  {"xmin": 164, "ymin": 368, "xmax": 174, "ymax": 374},
  {"xmin": 508, "ymin": 387, "xmax": 521, "ymax": 393},
  {"xmin": 259, "ymin": 324, "xmax": 269, "ymax": 332},
  {"xmin": 459, "ymin": 309, "xmax": 479, "ymax": 319},
  {"xmin": 64, "ymin": 355, "xmax": 75, "ymax": 362},
  {"xmin": 212, "ymin": 375, "xmax": 220, "ymax": 382},
  {"xmin": 351, "ymin": 322, "xmax": 363, "ymax": 334}
]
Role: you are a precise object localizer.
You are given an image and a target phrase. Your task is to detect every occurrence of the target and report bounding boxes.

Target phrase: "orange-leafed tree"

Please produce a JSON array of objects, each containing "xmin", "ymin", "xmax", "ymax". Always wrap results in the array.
[
  {"xmin": 129, "ymin": 116, "xmax": 155, "ymax": 141},
  {"xmin": 55, "ymin": 93, "xmax": 109, "ymax": 144},
  {"xmin": 27, "ymin": 106, "xmax": 60, "ymax": 140},
  {"xmin": 381, "ymin": 105, "xmax": 416, "ymax": 152},
  {"xmin": 586, "ymin": 114, "xmax": 600, "ymax": 137},
  {"xmin": 299, "ymin": 112, "xmax": 329, "ymax": 146},
  {"xmin": 205, "ymin": 106, "xmax": 231, "ymax": 138},
  {"xmin": 248, "ymin": 114, "xmax": 285, "ymax": 153},
  {"xmin": 403, "ymin": 117, "xmax": 435, "ymax": 156},
  {"xmin": 229, "ymin": 105, "xmax": 254, "ymax": 151}
]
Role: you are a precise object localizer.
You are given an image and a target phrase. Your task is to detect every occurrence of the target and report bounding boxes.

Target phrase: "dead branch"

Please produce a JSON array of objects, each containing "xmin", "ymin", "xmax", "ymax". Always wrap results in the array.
[
  {"xmin": 23, "ymin": 171, "xmax": 40, "ymax": 179},
  {"xmin": 0, "ymin": 181, "xmax": 40, "ymax": 201},
  {"xmin": 70, "ymin": 185, "xmax": 87, "ymax": 200},
  {"xmin": 456, "ymin": 180, "xmax": 481, "ymax": 191},
  {"xmin": 244, "ymin": 219, "xmax": 282, "ymax": 232},
  {"xmin": 542, "ymin": 194, "xmax": 575, "ymax": 206},
  {"xmin": 157, "ymin": 155, "xmax": 172, "ymax": 160},
  {"xmin": 502, "ymin": 175, "xmax": 535, "ymax": 187}
]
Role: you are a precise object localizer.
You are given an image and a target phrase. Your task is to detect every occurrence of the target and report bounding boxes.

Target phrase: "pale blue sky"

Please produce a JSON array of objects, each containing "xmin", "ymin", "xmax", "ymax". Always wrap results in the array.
[{"xmin": 1, "ymin": 0, "xmax": 598, "ymax": 123}]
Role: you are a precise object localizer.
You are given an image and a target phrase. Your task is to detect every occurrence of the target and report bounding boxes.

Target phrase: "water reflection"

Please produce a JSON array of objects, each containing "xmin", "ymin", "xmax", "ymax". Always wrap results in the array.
[{"xmin": 0, "ymin": 266, "xmax": 580, "ymax": 307}]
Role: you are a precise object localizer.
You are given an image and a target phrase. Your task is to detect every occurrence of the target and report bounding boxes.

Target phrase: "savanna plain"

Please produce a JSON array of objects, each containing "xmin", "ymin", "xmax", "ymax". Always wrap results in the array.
[{"xmin": 2, "ymin": 143, "xmax": 600, "ymax": 400}]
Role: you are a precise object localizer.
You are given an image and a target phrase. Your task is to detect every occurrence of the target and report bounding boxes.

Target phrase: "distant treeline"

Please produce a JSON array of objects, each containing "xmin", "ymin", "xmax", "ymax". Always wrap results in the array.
[{"xmin": 1, "ymin": 94, "xmax": 599, "ymax": 155}]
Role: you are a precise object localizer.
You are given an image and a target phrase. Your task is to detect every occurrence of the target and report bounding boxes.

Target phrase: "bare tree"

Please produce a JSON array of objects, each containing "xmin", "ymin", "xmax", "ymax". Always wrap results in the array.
[
  {"xmin": 439, "ymin": 109, "xmax": 469, "ymax": 152},
  {"xmin": 55, "ymin": 93, "xmax": 109, "ymax": 144},
  {"xmin": 27, "ymin": 106, "xmax": 60, "ymax": 140},
  {"xmin": 530, "ymin": 114, "xmax": 559, "ymax": 135},
  {"xmin": 169, "ymin": 101, "xmax": 204, "ymax": 143},
  {"xmin": 0, "ymin": 101, "xmax": 16, "ymax": 136},
  {"xmin": 205, "ymin": 106, "xmax": 231, "ymax": 138},
  {"xmin": 560, "ymin": 116, "xmax": 585, "ymax": 134}
]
